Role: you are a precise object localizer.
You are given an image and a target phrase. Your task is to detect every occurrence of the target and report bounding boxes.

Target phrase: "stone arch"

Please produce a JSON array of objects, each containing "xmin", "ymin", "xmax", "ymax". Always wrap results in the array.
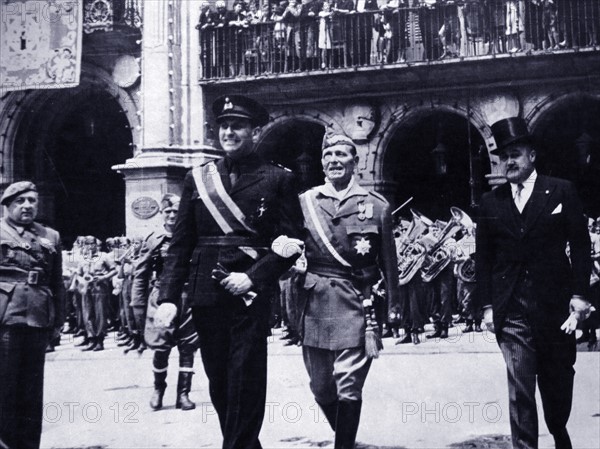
[
  {"xmin": 258, "ymin": 112, "xmax": 330, "ymax": 190},
  {"xmin": 0, "ymin": 63, "xmax": 140, "ymax": 186},
  {"xmin": 526, "ymin": 91, "xmax": 600, "ymax": 216},
  {"xmin": 377, "ymin": 104, "xmax": 491, "ymax": 217},
  {"xmin": 0, "ymin": 63, "xmax": 139, "ymax": 242}
]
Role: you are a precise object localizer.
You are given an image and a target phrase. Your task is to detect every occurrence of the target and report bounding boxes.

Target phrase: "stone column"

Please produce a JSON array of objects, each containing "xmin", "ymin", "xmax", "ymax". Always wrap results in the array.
[{"xmin": 115, "ymin": 0, "xmax": 214, "ymax": 235}]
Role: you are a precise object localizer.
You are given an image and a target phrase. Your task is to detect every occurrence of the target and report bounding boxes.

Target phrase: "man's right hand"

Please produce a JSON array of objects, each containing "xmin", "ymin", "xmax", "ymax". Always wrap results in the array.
[
  {"xmin": 154, "ymin": 303, "xmax": 177, "ymax": 327},
  {"xmin": 483, "ymin": 307, "xmax": 495, "ymax": 334}
]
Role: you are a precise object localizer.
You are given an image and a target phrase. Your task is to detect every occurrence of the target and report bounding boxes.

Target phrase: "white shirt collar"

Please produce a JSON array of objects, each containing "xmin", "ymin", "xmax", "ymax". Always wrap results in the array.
[{"xmin": 510, "ymin": 169, "xmax": 537, "ymax": 200}]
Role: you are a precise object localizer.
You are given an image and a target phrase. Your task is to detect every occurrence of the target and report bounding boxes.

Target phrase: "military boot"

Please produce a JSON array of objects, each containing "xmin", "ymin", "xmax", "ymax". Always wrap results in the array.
[
  {"xmin": 426, "ymin": 322, "xmax": 442, "ymax": 339},
  {"xmin": 317, "ymin": 400, "xmax": 338, "ymax": 431},
  {"xmin": 334, "ymin": 400, "xmax": 362, "ymax": 449},
  {"xmin": 93, "ymin": 337, "xmax": 104, "ymax": 351},
  {"xmin": 396, "ymin": 328, "xmax": 412, "ymax": 345},
  {"xmin": 175, "ymin": 372, "xmax": 196, "ymax": 410},
  {"xmin": 439, "ymin": 322, "xmax": 449, "ymax": 339},
  {"xmin": 463, "ymin": 319, "xmax": 474, "ymax": 333},
  {"xmin": 81, "ymin": 337, "xmax": 97, "ymax": 351},
  {"xmin": 150, "ymin": 371, "xmax": 167, "ymax": 411}
]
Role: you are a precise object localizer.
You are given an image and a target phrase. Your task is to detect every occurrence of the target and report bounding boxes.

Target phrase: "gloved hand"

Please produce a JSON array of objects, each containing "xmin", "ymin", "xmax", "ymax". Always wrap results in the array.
[
  {"xmin": 154, "ymin": 303, "xmax": 177, "ymax": 328},
  {"xmin": 483, "ymin": 307, "xmax": 495, "ymax": 334},
  {"xmin": 560, "ymin": 312, "xmax": 579, "ymax": 335},
  {"xmin": 271, "ymin": 235, "xmax": 304, "ymax": 258},
  {"xmin": 569, "ymin": 295, "xmax": 591, "ymax": 320}
]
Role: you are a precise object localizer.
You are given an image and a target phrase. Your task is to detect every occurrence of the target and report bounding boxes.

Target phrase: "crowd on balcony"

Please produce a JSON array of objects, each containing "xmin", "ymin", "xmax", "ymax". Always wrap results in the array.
[{"xmin": 197, "ymin": 0, "xmax": 600, "ymax": 77}]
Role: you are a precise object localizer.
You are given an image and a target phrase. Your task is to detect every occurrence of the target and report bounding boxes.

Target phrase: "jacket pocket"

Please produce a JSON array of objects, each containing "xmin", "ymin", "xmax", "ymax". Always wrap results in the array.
[{"xmin": 0, "ymin": 281, "xmax": 16, "ymax": 324}]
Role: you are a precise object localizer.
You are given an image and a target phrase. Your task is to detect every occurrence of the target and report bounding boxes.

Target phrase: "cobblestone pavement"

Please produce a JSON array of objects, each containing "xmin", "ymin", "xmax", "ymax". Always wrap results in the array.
[{"xmin": 41, "ymin": 326, "xmax": 600, "ymax": 449}]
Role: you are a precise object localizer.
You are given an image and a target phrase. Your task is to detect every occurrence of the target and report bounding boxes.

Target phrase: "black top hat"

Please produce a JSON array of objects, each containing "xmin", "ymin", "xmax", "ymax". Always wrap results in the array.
[
  {"xmin": 212, "ymin": 95, "xmax": 269, "ymax": 127},
  {"xmin": 490, "ymin": 117, "xmax": 534, "ymax": 154}
]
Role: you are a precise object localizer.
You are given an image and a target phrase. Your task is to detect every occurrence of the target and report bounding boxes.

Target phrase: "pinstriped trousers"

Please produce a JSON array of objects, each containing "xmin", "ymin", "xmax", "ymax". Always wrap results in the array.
[{"xmin": 498, "ymin": 315, "xmax": 576, "ymax": 449}]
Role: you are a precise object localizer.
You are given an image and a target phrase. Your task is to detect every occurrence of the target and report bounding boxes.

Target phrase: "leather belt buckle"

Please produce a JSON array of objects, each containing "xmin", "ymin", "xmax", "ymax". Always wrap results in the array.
[{"xmin": 27, "ymin": 270, "xmax": 39, "ymax": 285}]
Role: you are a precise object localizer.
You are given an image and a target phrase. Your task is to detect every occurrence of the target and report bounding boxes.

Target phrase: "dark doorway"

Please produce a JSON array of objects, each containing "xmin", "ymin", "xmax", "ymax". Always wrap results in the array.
[
  {"xmin": 47, "ymin": 89, "xmax": 132, "ymax": 246},
  {"xmin": 258, "ymin": 120, "xmax": 326, "ymax": 192},
  {"xmin": 533, "ymin": 97, "xmax": 600, "ymax": 218},
  {"xmin": 384, "ymin": 112, "xmax": 490, "ymax": 222}
]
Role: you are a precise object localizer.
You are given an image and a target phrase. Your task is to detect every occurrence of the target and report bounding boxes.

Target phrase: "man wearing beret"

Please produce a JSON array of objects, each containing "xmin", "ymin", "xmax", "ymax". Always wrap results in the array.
[
  {"xmin": 296, "ymin": 134, "xmax": 400, "ymax": 448},
  {"xmin": 156, "ymin": 95, "xmax": 303, "ymax": 449},
  {"xmin": 0, "ymin": 181, "xmax": 65, "ymax": 449},
  {"xmin": 476, "ymin": 117, "xmax": 592, "ymax": 449}
]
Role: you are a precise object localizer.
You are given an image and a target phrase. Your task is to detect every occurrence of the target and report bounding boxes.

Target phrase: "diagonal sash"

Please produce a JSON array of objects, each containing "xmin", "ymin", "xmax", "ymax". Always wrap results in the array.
[
  {"xmin": 192, "ymin": 162, "xmax": 259, "ymax": 260},
  {"xmin": 300, "ymin": 190, "xmax": 352, "ymax": 268}
]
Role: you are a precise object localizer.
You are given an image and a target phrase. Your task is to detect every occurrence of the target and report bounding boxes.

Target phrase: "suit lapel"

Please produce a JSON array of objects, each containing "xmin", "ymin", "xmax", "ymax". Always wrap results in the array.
[
  {"xmin": 496, "ymin": 184, "xmax": 520, "ymax": 237},
  {"xmin": 523, "ymin": 176, "xmax": 554, "ymax": 236},
  {"xmin": 230, "ymin": 167, "xmax": 265, "ymax": 195}
]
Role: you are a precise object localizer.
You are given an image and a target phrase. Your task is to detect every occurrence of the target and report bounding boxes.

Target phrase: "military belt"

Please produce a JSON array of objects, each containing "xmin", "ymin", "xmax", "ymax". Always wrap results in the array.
[
  {"xmin": 196, "ymin": 236, "xmax": 268, "ymax": 248},
  {"xmin": 308, "ymin": 262, "xmax": 378, "ymax": 282},
  {"xmin": 0, "ymin": 267, "xmax": 48, "ymax": 286}
]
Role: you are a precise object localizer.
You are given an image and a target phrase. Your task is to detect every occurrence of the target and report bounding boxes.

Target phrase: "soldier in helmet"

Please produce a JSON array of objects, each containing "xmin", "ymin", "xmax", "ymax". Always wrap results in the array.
[{"xmin": 0, "ymin": 181, "xmax": 65, "ymax": 449}]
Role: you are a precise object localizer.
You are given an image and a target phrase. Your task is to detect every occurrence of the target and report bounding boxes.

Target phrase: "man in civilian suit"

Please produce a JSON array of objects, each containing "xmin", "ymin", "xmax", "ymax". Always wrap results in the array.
[
  {"xmin": 476, "ymin": 117, "xmax": 592, "ymax": 449},
  {"xmin": 155, "ymin": 95, "xmax": 303, "ymax": 449}
]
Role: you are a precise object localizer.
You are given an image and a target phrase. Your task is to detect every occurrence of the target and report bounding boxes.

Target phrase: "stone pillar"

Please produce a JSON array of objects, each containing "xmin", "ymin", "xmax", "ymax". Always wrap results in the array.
[{"xmin": 115, "ymin": 0, "xmax": 214, "ymax": 236}]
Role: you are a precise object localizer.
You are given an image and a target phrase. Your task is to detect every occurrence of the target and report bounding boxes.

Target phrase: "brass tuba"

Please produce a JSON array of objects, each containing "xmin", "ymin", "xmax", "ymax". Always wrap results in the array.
[
  {"xmin": 421, "ymin": 207, "xmax": 473, "ymax": 283},
  {"xmin": 397, "ymin": 209, "xmax": 432, "ymax": 285},
  {"xmin": 454, "ymin": 257, "xmax": 476, "ymax": 283}
]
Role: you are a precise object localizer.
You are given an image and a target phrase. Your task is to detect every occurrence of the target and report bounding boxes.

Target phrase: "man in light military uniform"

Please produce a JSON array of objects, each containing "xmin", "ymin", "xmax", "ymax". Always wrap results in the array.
[
  {"xmin": 0, "ymin": 181, "xmax": 65, "ymax": 449},
  {"xmin": 297, "ymin": 134, "xmax": 400, "ymax": 449}
]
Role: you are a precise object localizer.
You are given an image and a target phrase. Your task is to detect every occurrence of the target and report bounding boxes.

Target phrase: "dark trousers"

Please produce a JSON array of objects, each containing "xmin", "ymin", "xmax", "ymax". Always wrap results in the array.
[
  {"xmin": 0, "ymin": 326, "xmax": 49, "ymax": 449},
  {"xmin": 498, "ymin": 316, "xmax": 576, "ymax": 449},
  {"xmin": 192, "ymin": 297, "xmax": 269, "ymax": 449},
  {"xmin": 82, "ymin": 282, "xmax": 109, "ymax": 339},
  {"xmin": 429, "ymin": 266, "xmax": 455, "ymax": 325}
]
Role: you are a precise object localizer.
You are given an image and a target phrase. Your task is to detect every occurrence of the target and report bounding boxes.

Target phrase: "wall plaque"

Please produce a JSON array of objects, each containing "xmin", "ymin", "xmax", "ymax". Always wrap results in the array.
[{"xmin": 131, "ymin": 197, "xmax": 159, "ymax": 219}]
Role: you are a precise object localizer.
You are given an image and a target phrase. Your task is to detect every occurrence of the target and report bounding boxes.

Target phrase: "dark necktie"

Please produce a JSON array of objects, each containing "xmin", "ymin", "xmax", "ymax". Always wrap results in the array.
[{"xmin": 228, "ymin": 161, "xmax": 239, "ymax": 187}]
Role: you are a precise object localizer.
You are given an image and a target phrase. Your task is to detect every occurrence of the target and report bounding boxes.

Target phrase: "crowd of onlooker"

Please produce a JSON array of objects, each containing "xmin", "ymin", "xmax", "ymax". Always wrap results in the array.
[{"xmin": 196, "ymin": 0, "xmax": 600, "ymax": 77}]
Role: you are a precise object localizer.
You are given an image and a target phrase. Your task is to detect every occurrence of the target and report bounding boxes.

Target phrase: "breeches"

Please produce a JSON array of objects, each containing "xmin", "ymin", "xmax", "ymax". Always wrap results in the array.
[{"xmin": 302, "ymin": 345, "xmax": 372, "ymax": 404}]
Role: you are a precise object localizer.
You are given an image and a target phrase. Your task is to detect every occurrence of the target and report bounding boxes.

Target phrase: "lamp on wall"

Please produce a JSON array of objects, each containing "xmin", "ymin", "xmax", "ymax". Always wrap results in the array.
[
  {"xmin": 575, "ymin": 131, "xmax": 593, "ymax": 168},
  {"xmin": 431, "ymin": 140, "xmax": 449, "ymax": 176}
]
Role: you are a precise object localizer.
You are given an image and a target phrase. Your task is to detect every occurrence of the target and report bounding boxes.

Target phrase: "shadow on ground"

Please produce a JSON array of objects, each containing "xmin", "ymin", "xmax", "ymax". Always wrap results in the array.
[{"xmin": 449, "ymin": 434, "xmax": 512, "ymax": 449}]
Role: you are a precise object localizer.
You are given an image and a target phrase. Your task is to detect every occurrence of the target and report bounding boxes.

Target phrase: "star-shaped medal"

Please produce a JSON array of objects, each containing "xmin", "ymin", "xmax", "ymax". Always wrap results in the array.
[{"xmin": 354, "ymin": 237, "xmax": 371, "ymax": 256}]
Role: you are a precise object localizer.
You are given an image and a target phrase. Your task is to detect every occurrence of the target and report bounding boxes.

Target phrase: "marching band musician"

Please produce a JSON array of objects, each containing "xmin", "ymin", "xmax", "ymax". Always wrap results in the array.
[
  {"xmin": 155, "ymin": 94, "xmax": 303, "ymax": 449},
  {"xmin": 296, "ymin": 133, "xmax": 400, "ymax": 448},
  {"xmin": 454, "ymin": 223, "xmax": 481, "ymax": 332}
]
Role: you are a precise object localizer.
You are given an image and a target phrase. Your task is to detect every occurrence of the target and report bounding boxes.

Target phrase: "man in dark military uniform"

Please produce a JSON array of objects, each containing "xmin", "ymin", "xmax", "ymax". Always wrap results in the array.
[
  {"xmin": 0, "ymin": 181, "xmax": 65, "ymax": 449},
  {"xmin": 296, "ymin": 134, "xmax": 400, "ymax": 449},
  {"xmin": 156, "ymin": 95, "xmax": 303, "ymax": 449}
]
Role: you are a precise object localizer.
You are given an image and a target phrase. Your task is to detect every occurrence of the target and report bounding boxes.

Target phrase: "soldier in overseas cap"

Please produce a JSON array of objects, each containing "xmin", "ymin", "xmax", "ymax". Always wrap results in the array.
[
  {"xmin": 155, "ymin": 94, "xmax": 303, "ymax": 449},
  {"xmin": 296, "ymin": 133, "xmax": 400, "ymax": 448},
  {"xmin": 0, "ymin": 181, "xmax": 65, "ymax": 449}
]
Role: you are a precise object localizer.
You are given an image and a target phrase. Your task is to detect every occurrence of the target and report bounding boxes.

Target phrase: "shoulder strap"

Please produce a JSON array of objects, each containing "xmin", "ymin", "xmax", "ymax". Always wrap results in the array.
[{"xmin": 300, "ymin": 190, "xmax": 352, "ymax": 268}]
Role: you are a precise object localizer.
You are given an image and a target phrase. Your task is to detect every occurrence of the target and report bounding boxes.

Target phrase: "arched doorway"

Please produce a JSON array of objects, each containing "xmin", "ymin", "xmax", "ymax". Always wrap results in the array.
[
  {"xmin": 258, "ymin": 119, "xmax": 326, "ymax": 191},
  {"xmin": 8, "ymin": 81, "xmax": 134, "ymax": 246},
  {"xmin": 384, "ymin": 111, "xmax": 490, "ymax": 221},
  {"xmin": 532, "ymin": 96, "xmax": 600, "ymax": 217}
]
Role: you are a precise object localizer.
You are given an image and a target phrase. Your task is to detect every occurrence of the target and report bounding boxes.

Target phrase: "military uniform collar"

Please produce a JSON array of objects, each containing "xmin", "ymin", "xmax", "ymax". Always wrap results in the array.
[
  {"xmin": 2, "ymin": 217, "xmax": 35, "ymax": 236},
  {"xmin": 316, "ymin": 177, "xmax": 368, "ymax": 201}
]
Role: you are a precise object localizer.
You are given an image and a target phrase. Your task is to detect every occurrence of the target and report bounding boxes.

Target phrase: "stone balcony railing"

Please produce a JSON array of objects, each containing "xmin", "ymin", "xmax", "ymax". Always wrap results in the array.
[
  {"xmin": 198, "ymin": 0, "xmax": 600, "ymax": 82},
  {"xmin": 83, "ymin": 0, "xmax": 142, "ymax": 34}
]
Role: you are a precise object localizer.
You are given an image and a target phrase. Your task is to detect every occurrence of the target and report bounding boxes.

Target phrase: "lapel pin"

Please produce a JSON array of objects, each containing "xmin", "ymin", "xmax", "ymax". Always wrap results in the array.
[{"xmin": 545, "ymin": 190, "xmax": 549, "ymax": 195}]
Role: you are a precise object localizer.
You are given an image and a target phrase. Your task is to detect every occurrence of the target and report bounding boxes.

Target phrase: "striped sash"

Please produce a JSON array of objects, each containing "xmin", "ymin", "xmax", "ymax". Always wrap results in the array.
[
  {"xmin": 192, "ymin": 162, "xmax": 259, "ymax": 260},
  {"xmin": 300, "ymin": 190, "xmax": 352, "ymax": 268}
]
